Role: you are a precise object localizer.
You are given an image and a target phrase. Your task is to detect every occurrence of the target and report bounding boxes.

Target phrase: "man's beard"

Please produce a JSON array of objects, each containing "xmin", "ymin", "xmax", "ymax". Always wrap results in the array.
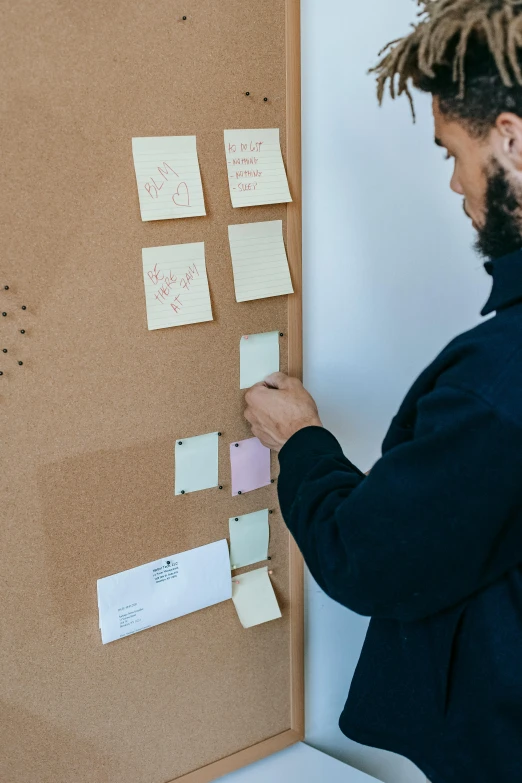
[{"xmin": 475, "ymin": 159, "xmax": 522, "ymax": 259}]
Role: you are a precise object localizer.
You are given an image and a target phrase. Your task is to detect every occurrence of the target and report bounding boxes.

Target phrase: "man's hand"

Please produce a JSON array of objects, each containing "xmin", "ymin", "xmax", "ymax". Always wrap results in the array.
[{"xmin": 244, "ymin": 372, "xmax": 322, "ymax": 452}]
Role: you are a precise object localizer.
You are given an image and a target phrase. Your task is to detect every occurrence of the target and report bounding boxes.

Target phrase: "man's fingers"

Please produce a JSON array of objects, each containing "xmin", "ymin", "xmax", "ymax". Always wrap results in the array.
[
  {"xmin": 245, "ymin": 385, "xmax": 263, "ymax": 405},
  {"xmin": 263, "ymin": 372, "xmax": 292, "ymax": 389},
  {"xmin": 243, "ymin": 406, "xmax": 255, "ymax": 424}
]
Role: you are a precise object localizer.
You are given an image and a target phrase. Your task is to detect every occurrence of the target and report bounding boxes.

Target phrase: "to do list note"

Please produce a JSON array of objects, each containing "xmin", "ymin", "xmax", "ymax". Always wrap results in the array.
[
  {"xmin": 132, "ymin": 136, "xmax": 206, "ymax": 221},
  {"xmin": 142, "ymin": 242, "xmax": 213, "ymax": 330},
  {"xmin": 224, "ymin": 129, "xmax": 292, "ymax": 208}
]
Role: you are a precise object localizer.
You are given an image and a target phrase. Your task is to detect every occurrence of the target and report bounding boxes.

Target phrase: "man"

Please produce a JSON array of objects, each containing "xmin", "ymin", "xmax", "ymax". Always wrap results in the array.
[{"xmin": 244, "ymin": 2, "xmax": 522, "ymax": 782}]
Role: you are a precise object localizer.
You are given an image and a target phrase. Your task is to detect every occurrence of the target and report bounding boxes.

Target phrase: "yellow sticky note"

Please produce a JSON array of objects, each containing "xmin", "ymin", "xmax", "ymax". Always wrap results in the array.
[
  {"xmin": 232, "ymin": 566, "xmax": 281, "ymax": 629},
  {"xmin": 229, "ymin": 509, "xmax": 269, "ymax": 569},
  {"xmin": 142, "ymin": 242, "xmax": 213, "ymax": 330},
  {"xmin": 228, "ymin": 220, "xmax": 293, "ymax": 303},
  {"xmin": 224, "ymin": 129, "xmax": 292, "ymax": 208},
  {"xmin": 132, "ymin": 136, "xmax": 206, "ymax": 221}
]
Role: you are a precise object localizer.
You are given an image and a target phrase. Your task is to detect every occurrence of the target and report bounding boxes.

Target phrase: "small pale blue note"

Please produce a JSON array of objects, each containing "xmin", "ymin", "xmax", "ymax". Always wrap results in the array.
[
  {"xmin": 239, "ymin": 330, "xmax": 280, "ymax": 389},
  {"xmin": 175, "ymin": 432, "xmax": 219, "ymax": 495},
  {"xmin": 229, "ymin": 509, "xmax": 270, "ymax": 569}
]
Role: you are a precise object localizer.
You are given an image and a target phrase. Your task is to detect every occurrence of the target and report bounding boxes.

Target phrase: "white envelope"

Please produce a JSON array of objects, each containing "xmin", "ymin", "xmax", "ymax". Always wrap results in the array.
[{"xmin": 97, "ymin": 539, "xmax": 231, "ymax": 644}]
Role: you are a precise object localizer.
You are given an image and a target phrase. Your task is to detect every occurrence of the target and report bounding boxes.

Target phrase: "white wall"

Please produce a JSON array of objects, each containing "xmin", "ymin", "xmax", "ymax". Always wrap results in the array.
[{"xmin": 301, "ymin": 1, "xmax": 491, "ymax": 782}]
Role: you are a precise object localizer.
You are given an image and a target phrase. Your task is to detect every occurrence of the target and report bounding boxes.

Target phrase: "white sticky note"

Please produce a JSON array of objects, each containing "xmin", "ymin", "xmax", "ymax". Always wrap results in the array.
[
  {"xmin": 224, "ymin": 129, "xmax": 292, "ymax": 208},
  {"xmin": 132, "ymin": 136, "xmax": 206, "ymax": 221},
  {"xmin": 232, "ymin": 566, "xmax": 282, "ymax": 629},
  {"xmin": 175, "ymin": 432, "xmax": 219, "ymax": 495},
  {"xmin": 240, "ymin": 331, "xmax": 280, "ymax": 389},
  {"xmin": 142, "ymin": 242, "xmax": 213, "ymax": 331},
  {"xmin": 228, "ymin": 220, "xmax": 294, "ymax": 303},
  {"xmin": 97, "ymin": 540, "xmax": 231, "ymax": 644},
  {"xmin": 229, "ymin": 509, "xmax": 270, "ymax": 570}
]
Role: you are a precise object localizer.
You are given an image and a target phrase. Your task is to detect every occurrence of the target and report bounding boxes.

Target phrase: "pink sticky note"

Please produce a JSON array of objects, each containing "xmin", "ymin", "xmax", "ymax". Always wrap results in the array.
[{"xmin": 230, "ymin": 437, "xmax": 271, "ymax": 496}]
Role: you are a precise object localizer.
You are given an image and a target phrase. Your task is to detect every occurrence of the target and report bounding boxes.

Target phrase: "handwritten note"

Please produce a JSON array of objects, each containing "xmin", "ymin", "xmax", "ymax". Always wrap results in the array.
[
  {"xmin": 229, "ymin": 437, "xmax": 271, "ymax": 496},
  {"xmin": 232, "ymin": 566, "xmax": 282, "ymax": 629},
  {"xmin": 175, "ymin": 432, "xmax": 219, "ymax": 496},
  {"xmin": 228, "ymin": 220, "xmax": 293, "ymax": 303},
  {"xmin": 142, "ymin": 242, "xmax": 213, "ymax": 331},
  {"xmin": 229, "ymin": 509, "xmax": 270, "ymax": 570},
  {"xmin": 240, "ymin": 331, "xmax": 280, "ymax": 390},
  {"xmin": 224, "ymin": 129, "xmax": 292, "ymax": 208},
  {"xmin": 97, "ymin": 540, "xmax": 232, "ymax": 644},
  {"xmin": 132, "ymin": 136, "xmax": 206, "ymax": 221}
]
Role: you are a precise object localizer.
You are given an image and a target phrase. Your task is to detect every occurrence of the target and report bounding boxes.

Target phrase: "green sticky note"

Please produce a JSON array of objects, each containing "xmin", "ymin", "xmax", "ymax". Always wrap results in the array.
[{"xmin": 229, "ymin": 509, "xmax": 269, "ymax": 569}]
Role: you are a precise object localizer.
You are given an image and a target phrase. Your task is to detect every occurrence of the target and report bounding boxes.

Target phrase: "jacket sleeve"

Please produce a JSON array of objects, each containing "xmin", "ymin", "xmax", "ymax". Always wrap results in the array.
[{"xmin": 277, "ymin": 384, "xmax": 522, "ymax": 622}]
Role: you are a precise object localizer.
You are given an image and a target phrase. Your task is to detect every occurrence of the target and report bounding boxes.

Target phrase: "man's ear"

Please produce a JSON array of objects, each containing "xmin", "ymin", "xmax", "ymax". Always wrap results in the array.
[{"xmin": 495, "ymin": 112, "xmax": 522, "ymax": 171}]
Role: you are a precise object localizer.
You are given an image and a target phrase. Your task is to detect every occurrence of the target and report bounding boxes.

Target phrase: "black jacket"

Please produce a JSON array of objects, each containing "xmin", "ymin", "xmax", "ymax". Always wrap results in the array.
[{"xmin": 278, "ymin": 249, "xmax": 522, "ymax": 783}]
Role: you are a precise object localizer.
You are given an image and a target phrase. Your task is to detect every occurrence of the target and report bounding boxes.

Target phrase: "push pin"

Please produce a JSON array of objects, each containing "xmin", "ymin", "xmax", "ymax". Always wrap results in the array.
[
  {"xmin": 233, "ymin": 580, "xmax": 240, "ymax": 584},
  {"xmin": 21, "ymin": 305, "xmax": 26, "ymax": 310},
  {"xmin": 235, "ymin": 517, "xmax": 239, "ymax": 521},
  {"xmin": 20, "ymin": 330, "xmax": 25, "ymax": 334},
  {"xmin": 178, "ymin": 440, "xmax": 183, "ymax": 445},
  {"xmin": 268, "ymin": 570, "xmax": 273, "ymax": 575},
  {"xmin": 180, "ymin": 490, "xmax": 185, "ymax": 494},
  {"xmin": 18, "ymin": 361, "xmax": 23, "ymax": 366},
  {"xmin": 271, "ymin": 479, "xmax": 275, "ymax": 483},
  {"xmin": 243, "ymin": 335, "xmax": 248, "ymax": 340},
  {"xmin": 238, "ymin": 491, "xmax": 242, "ymax": 495},
  {"xmin": 2, "ymin": 313, "xmax": 6, "ymax": 317},
  {"xmin": 279, "ymin": 332, "xmax": 284, "ymax": 337},
  {"xmin": 235, "ymin": 442, "xmax": 239, "ymax": 447},
  {"xmin": 264, "ymin": 97, "xmax": 268, "ymax": 102},
  {"xmin": 182, "ymin": 15, "xmax": 187, "ymax": 20},
  {"xmin": 269, "ymin": 510, "xmax": 273, "ymax": 514},
  {"xmin": 267, "ymin": 556, "xmax": 272, "ymax": 560},
  {"xmin": 245, "ymin": 91, "xmax": 250, "ymax": 96},
  {"xmin": 4, "ymin": 286, "xmax": 8, "ymax": 290},
  {"xmin": 0, "ymin": 371, "xmax": 3, "ymax": 376},
  {"xmin": 218, "ymin": 432, "xmax": 222, "ymax": 436},
  {"xmin": 219, "ymin": 485, "xmax": 223, "ymax": 490},
  {"xmin": 2, "ymin": 349, "xmax": 7, "ymax": 353}
]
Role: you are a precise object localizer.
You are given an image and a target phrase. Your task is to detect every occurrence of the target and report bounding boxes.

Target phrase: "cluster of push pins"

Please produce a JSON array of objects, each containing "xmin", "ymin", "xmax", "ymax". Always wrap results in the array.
[
  {"xmin": 1, "ymin": 286, "xmax": 27, "ymax": 375},
  {"xmin": 180, "ymin": 17, "xmax": 270, "ymax": 102}
]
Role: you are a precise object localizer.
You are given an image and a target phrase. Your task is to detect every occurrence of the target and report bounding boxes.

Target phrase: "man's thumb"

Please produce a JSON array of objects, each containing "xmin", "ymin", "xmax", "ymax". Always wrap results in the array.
[{"xmin": 264, "ymin": 372, "xmax": 291, "ymax": 389}]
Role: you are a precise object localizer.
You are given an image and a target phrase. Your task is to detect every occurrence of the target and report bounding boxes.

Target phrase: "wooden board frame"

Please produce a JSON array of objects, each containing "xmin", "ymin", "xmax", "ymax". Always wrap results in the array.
[{"xmin": 176, "ymin": 1, "xmax": 304, "ymax": 780}]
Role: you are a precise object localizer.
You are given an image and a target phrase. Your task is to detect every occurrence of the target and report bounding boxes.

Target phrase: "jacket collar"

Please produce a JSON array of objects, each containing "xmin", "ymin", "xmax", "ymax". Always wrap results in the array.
[{"xmin": 481, "ymin": 248, "xmax": 522, "ymax": 316}]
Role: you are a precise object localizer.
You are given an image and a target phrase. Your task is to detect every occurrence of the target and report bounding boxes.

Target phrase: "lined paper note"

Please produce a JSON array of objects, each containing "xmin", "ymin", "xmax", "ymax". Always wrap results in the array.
[
  {"xmin": 239, "ymin": 331, "xmax": 280, "ymax": 389},
  {"xmin": 175, "ymin": 432, "xmax": 219, "ymax": 496},
  {"xmin": 132, "ymin": 136, "xmax": 206, "ymax": 221},
  {"xmin": 97, "ymin": 540, "xmax": 231, "ymax": 644},
  {"xmin": 142, "ymin": 242, "xmax": 213, "ymax": 330},
  {"xmin": 229, "ymin": 509, "xmax": 270, "ymax": 570},
  {"xmin": 230, "ymin": 437, "xmax": 271, "ymax": 496},
  {"xmin": 232, "ymin": 566, "xmax": 281, "ymax": 629},
  {"xmin": 228, "ymin": 220, "xmax": 293, "ymax": 303},
  {"xmin": 224, "ymin": 129, "xmax": 292, "ymax": 208}
]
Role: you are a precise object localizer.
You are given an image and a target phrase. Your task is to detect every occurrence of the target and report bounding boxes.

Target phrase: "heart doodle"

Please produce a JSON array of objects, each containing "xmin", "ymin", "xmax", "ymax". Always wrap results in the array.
[{"xmin": 172, "ymin": 181, "xmax": 190, "ymax": 208}]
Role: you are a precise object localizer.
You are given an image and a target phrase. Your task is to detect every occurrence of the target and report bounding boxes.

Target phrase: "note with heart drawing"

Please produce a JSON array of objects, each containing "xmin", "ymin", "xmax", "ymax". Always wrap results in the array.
[{"xmin": 132, "ymin": 136, "xmax": 206, "ymax": 221}]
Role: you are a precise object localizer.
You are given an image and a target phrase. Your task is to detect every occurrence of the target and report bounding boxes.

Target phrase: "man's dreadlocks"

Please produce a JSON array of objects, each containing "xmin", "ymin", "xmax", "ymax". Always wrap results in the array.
[{"xmin": 371, "ymin": 0, "xmax": 522, "ymax": 133}]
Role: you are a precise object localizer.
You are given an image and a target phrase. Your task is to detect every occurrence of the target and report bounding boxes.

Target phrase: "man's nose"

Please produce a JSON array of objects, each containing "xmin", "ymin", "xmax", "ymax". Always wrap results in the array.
[{"xmin": 450, "ymin": 170, "xmax": 464, "ymax": 195}]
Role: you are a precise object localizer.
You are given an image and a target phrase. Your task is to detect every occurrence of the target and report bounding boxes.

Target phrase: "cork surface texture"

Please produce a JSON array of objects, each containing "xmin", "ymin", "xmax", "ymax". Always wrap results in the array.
[{"xmin": 0, "ymin": 1, "xmax": 294, "ymax": 781}]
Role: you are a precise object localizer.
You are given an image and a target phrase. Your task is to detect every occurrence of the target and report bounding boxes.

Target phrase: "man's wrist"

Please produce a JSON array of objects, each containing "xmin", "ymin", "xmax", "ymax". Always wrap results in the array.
[{"xmin": 279, "ymin": 418, "xmax": 323, "ymax": 450}]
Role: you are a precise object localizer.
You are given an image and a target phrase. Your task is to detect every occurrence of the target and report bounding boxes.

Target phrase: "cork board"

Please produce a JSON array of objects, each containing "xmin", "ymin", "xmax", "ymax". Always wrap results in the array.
[{"xmin": 0, "ymin": 1, "xmax": 303, "ymax": 782}]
